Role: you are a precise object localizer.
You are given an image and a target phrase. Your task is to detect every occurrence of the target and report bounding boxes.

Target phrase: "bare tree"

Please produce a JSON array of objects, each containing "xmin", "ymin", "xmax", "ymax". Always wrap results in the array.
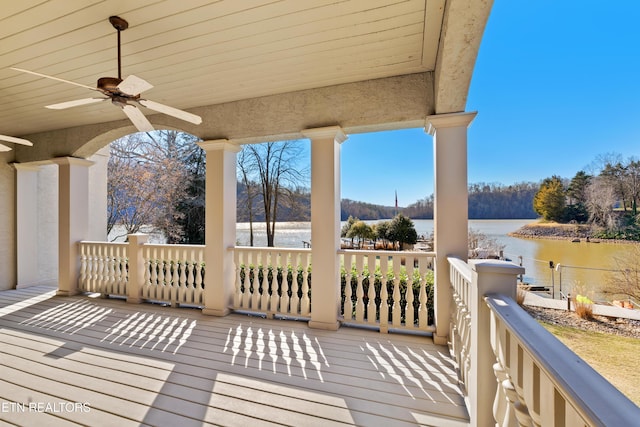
[
  {"xmin": 108, "ymin": 131, "xmax": 198, "ymax": 242},
  {"xmin": 603, "ymin": 244, "xmax": 640, "ymax": 301},
  {"xmin": 584, "ymin": 176, "xmax": 617, "ymax": 230},
  {"xmin": 237, "ymin": 148, "xmax": 261, "ymax": 246},
  {"xmin": 238, "ymin": 140, "xmax": 308, "ymax": 247}
]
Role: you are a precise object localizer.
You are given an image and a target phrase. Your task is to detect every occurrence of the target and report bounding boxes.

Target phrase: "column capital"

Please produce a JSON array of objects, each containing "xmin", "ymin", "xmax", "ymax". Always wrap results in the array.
[
  {"xmin": 302, "ymin": 126, "xmax": 347, "ymax": 144},
  {"xmin": 51, "ymin": 157, "xmax": 94, "ymax": 167},
  {"xmin": 198, "ymin": 139, "xmax": 242, "ymax": 153},
  {"xmin": 425, "ymin": 111, "xmax": 477, "ymax": 135},
  {"xmin": 11, "ymin": 163, "xmax": 41, "ymax": 172}
]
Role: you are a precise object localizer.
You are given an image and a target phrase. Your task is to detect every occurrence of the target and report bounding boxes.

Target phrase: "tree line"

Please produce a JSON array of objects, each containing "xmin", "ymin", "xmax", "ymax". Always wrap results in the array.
[
  {"xmin": 401, "ymin": 182, "xmax": 538, "ymax": 219},
  {"xmin": 533, "ymin": 153, "xmax": 640, "ymax": 240}
]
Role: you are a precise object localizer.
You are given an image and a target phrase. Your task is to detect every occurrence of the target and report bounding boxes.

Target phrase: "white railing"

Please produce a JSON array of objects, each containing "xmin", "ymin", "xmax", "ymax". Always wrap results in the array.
[
  {"xmin": 142, "ymin": 243, "xmax": 205, "ymax": 306},
  {"xmin": 340, "ymin": 250, "xmax": 435, "ymax": 333},
  {"xmin": 232, "ymin": 246, "xmax": 312, "ymax": 318},
  {"xmin": 448, "ymin": 257, "xmax": 472, "ymax": 392},
  {"xmin": 487, "ymin": 294, "xmax": 640, "ymax": 426},
  {"xmin": 448, "ymin": 256, "xmax": 640, "ymax": 426},
  {"xmin": 78, "ymin": 238, "xmax": 204, "ymax": 306},
  {"xmin": 78, "ymin": 241, "xmax": 129, "ymax": 296}
]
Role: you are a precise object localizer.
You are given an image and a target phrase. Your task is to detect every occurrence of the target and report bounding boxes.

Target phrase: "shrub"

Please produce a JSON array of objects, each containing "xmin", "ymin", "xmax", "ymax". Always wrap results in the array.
[{"xmin": 574, "ymin": 294, "xmax": 593, "ymax": 319}]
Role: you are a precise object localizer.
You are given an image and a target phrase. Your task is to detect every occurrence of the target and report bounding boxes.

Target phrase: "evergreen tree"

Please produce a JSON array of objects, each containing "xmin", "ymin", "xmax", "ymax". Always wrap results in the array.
[
  {"xmin": 388, "ymin": 214, "xmax": 418, "ymax": 250},
  {"xmin": 565, "ymin": 171, "xmax": 591, "ymax": 223}
]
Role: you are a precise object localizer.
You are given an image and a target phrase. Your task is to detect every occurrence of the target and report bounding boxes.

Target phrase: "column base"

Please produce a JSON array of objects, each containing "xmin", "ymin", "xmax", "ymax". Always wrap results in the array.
[
  {"xmin": 56, "ymin": 289, "xmax": 79, "ymax": 297},
  {"xmin": 433, "ymin": 334, "xmax": 449, "ymax": 346},
  {"xmin": 308, "ymin": 320, "xmax": 341, "ymax": 331},
  {"xmin": 202, "ymin": 307, "xmax": 231, "ymax": 317}
]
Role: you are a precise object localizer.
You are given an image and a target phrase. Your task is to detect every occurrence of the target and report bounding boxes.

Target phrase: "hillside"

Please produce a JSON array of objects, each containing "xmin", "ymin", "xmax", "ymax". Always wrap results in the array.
[{"xmin": 238, "ymin": 181, "xmax": 539, "ymax": 221}]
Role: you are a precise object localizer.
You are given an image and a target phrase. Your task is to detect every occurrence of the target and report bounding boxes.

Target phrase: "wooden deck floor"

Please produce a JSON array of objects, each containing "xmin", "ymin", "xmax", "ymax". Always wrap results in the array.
[{"xmin": 0, "ymin": 286, "xmax": 468, "ymax": 427}]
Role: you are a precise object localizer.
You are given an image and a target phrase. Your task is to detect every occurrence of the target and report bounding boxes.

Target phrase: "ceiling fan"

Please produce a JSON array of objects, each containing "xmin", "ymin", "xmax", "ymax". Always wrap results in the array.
[
  {"xmin": 0, "ymin": 135, "xmax": 32, "ymax": 152},
  {"xmin": 11, "ymin": 16, "xmax": 202, "ymax": 133}
]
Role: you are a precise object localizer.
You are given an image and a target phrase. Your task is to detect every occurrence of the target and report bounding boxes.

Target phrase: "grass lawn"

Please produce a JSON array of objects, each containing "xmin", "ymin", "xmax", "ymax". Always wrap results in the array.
[{"xmin": 542, "ymin": 322, "xmax": 640, "ymax": 406}]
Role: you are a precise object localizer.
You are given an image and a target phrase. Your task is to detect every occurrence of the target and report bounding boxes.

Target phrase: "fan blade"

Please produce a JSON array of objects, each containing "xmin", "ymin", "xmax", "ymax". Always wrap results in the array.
[
  {"xmin": 46, "ymin": 98, "xmax": 108, "ymax": 110},
  {"xmin": 10, "ymin": 67, "xmax": 98, "ymax": 91},
  {"xmin": 0, "ymin": 143, "xmax": 11, "ymax": 152},
  {"xmin": 138, "ymin": 99, "xmax": 202, "ymax": 125},
  {"xmin": 0, "ymin": 134, "xmax": 33, "ymax": 146},
  {"xmin": 118, "ymin": 75, "xmax": 153, "ymax": 95},
  {"xmin": 122, "ymin": 105, "xmax": 154, "ymax": 132}
]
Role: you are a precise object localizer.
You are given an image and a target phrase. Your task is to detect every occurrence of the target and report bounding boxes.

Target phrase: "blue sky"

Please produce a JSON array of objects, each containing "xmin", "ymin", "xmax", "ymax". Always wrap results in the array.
[{"xmin": 340, "ymin": 1, "xmax": 640, "ymax": 207}]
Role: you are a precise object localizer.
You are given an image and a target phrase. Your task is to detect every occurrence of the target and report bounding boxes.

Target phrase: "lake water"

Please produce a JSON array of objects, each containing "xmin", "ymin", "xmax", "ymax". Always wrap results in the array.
[{"xmin": 237, "ymin": 219, "xmax": 634, "ymax": 301}]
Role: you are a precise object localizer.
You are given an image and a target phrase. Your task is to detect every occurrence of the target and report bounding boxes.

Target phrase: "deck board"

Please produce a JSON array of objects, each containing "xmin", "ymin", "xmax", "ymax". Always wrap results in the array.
[{"xmin": 0, "ymin": 286, "xmax": 469, "ymax": 426}]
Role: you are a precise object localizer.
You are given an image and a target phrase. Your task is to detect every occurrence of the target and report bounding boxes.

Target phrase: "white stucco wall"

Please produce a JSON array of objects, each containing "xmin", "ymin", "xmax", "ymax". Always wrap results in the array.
[
  {"xmin": 0, "ymin": 155, "xmax": 16, "ymax": 291},
  {"xmin": 88, "ymin": 146, "xmax": 109, "ymax": 241},
  {"xmin": 37, "ymin": 164, "xmax": 58, "ymax": 287}
]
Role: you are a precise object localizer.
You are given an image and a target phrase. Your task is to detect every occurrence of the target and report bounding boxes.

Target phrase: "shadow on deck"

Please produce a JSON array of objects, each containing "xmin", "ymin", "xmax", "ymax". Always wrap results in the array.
[{"xmin": 0, "ymin": 286, "xmax": 468, "ymax": 426}]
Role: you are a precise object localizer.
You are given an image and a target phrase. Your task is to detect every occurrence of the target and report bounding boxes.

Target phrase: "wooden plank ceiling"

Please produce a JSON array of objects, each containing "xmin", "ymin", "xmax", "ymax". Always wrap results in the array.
[{"xmin": 0, "ymin": 0, "xmax": 443, "ymax": 136}]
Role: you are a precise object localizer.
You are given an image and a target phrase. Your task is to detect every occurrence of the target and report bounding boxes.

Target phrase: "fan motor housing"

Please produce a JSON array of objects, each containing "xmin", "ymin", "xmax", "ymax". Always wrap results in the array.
[{"xmin": 98, "ymin": 77, "xmax": 123, "ymax": 92}]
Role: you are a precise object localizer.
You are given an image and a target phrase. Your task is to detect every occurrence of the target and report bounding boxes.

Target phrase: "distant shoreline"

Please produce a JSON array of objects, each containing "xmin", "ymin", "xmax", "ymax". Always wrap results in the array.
[{"xmin": 509, "ymin": 221, "xmax": 640, "ymax": 244}]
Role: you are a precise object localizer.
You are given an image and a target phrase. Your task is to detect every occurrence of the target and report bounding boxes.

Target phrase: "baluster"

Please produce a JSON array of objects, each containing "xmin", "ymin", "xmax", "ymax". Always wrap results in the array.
[
  {"xmin": 462, "ymin": 305, "xmax": 472, "ymax": 389},
  {"xmin": 107, "ymin": 244, "xmax": 116, "ymax": 294},
  {"xmin": 418, "ymin": 256, "xmax": 429, "ymax": 329},
  {"xmin": 270, "ymin": 251, "xmax": 281, "ymax": 315},
  {"xmin": 121, "ymin": 245, "xmax": 129, "ymax": 295},
  {"xmin": 280, "ymin": 252, "xmax": 291, "ymax": 315},
  {"xmin": 233, "ymin": 250, "xmax": 242, "ymax": 308},
  {"xmin": 261, "ymin": 251, "xmax": 271, "ymax": 313},
  {"xmin": 242, "ymin": 251, "xmax": 252, "ymax": 309},
  {"xmin": 300, "ymin": 252, "xmax": 310, "ymax": 316},
  {"xmin": 112, "ymin": 245, "xmax": 120, "ymax": 294},
  {"xmin": 501, "ymin": 379, "xmax": 520, "ymax": 427},
  {"xmin": 161, "ymin": 247, "xmax": 170, "ymax": 301},
  {"xmin": 195, "ymin": 250, "xmax": 204, "ymax": 305},
  {"xmin": 379, "ymin": 255, "xmax": 389, "ymax": 333},
  {"xmin": 509, "ymin": 343, "xmax": 533, "ymax": 427},
  {"xmin": 186, "ymin": 248, "xmax": 196, "ymax": 303},
  {"xmin": 171, "ymin": 250, "xmax": 180, "ymax": 305},
  {"xmin": 151, "ymin": 247, "xmax": 160, "ymax": 299},
  {"xmin": 85, "ymin": 244, "xmax": 93, "ymax": 292},
  {"xmin": 391, "ymin": 254, "xmax": 402, "ymax": 327},
  {"xmin": 366, "ymin": 254, "xmax": 377, "ymax": 325},
  {"xmin": 342, "ymin": 253, "xmax": 353, "ymax": 321},
  {"xmin": 79, "ymin": 244, "xmax": 88, "ymax": 291},
  {"xmin": 493, "ymin": 362, "xmax": 509, "ymax": 426},
  {"xmin": 142, "ymin": 247, "xmax": 151, "ymax": 299},
  {"xmin": 95, "ymin": 244, "xmax": 104, "ymax": 294},
  {"xmin": 404, "ymin": 256, "xmax": 415, "ymax": 327},
  {"xmin": 178, "ymin": 249, "xmax": 188, "ymax": 305},
  {"xmin": 355, "ymin": 254, "xmax": 365, "ymax": 322},
  {"xmin": 290, "ymin": 253, "xmax": 301, "ymax": 315},
  {"xmin": 527, "ymin": 363, "xmax": 542, "ymax": 427},
  {"xmin": 252, "ymin": 251, "xmax": 262, "ymax": 310}
]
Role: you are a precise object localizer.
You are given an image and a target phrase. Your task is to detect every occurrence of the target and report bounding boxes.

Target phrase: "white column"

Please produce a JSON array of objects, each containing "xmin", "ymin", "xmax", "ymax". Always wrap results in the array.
[
  {"xmin": 302, "ymin": 126, "xmax": 347, "ymax": 331},
  {"xmin": 53, "ymin": 157, "xmax": 94, "ymax": 296},
  {"xmin": 469, "ymin": 259, "xmax": 523, "ymax": 427},
  {"xmin": 14, "ymin": 164, "xmax": 40, "ymax": 288},
  {"xmin": 198, "ymin": 139, "xmax": 240, "ymax": 316},
  {"xmin": 426, "ymin": 111, "xmax": 476, "ymax": 345},
  {"xmin": 126, "ymin": 233, "xmax": 149, "ymax": 304}
]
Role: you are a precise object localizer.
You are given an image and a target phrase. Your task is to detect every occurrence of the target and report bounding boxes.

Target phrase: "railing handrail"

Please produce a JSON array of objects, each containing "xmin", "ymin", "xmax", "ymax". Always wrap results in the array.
[
  {"xmin": 447, "ymin": 256, "xmax": 473, "ymax": 283},
  {"xmin": 485, "ymin": 293, "xmax": 640, "ymax": 426},
  {"xmin": 141, "ymin": 242, "xmax": 205, "ymax": 249},
  {"xmin": 79, "ymin": 240, "xmax": 128, "ymax": 246},
  {"xmin": 232, "ymin": 246, "xmax": 311, "ymax": 254},
  {"xmin": 338, "ymin": 249, "xmax": 436, "ymax": 257}
]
